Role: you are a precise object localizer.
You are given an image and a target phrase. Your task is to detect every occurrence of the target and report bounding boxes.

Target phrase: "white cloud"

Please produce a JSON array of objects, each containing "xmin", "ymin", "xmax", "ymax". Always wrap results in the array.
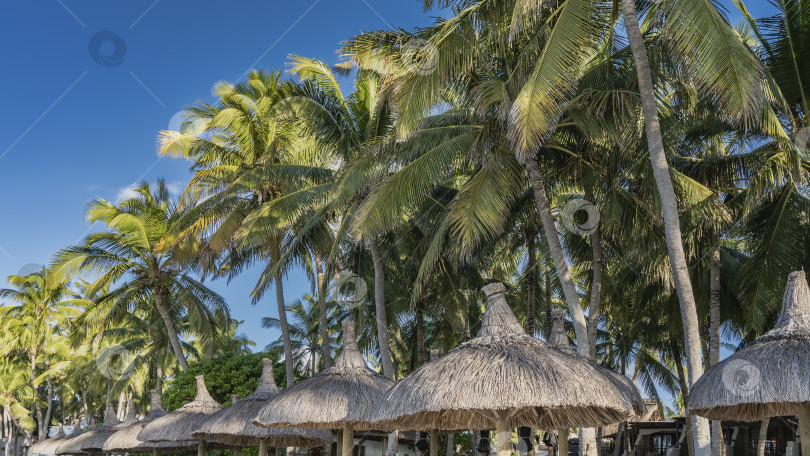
[
  {"xmin": 115, "ymin": 184, "xmax": 140, "ymax": 202},
  {"xmin": 166, "ymin": 181, "xmax": 184, "ymax": 197}
]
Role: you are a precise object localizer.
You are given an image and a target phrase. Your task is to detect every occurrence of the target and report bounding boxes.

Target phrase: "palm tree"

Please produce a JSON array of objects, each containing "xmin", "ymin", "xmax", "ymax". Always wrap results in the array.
[
  {"xmin": 0, "ymin": 368, "xmax": 35, "ymax": 445},
  {"xmin": 158, "ymin": 69, "xmax": 308, "ymax": 386},
  {"xmin": 52, "ymin": 180, "xmax": 228, "ymax": 372},
  {"xmin": 0, "ymin": 268, "xmax": 75, "ymax": 439}
]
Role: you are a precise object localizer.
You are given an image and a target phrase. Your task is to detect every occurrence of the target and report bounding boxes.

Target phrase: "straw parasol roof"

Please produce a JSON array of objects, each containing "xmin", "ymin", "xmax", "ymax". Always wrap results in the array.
[
  {"xmin": 253, "ymin": 319, "xmax": 395, "ymax": 431},
  {"xmin": 369, "ymin": 282, "xmax": 643, "ymax": 431},
  {"xmin": 57, "ymin": 405, "xmax": 120, "ymax": 455},
  {"xmin": 137, "ymin": 376, "xmax": 222, "ymax": 447},
  {"xmin": 193, "ymin": 358, "xmax": 332, "ymax": 448},
  {"xmin": 688, "ymin": 270, "xmax": 810, "ymax": 421},
  {"xmin": 30, "ymin": 423, "xmax": 67, "ymax": 455}
]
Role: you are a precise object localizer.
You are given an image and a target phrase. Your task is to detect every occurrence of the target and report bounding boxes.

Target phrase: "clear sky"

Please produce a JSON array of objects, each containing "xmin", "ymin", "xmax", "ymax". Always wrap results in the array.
[
  {"xmin": 0, "ymin": 0, "xmax": 782, "ymax": 359},
  {"xmin": 0, "ymin": 0, "xmax": 437, "ymax": 349}
]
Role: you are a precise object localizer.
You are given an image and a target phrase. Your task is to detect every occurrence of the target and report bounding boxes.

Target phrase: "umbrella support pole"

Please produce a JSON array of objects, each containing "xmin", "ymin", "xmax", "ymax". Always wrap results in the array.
[
  {"xmin": 151, "ymin": 449, "xmax": 157, "ymax": 456},
  {"xmin": 382, "ymin": 436, "xmax": 387, "ymax": 456},
  {"xmin": 259, "ymin": 439, "xmax": 267, "ymax": 456},
  {"xmin": 558, "ymin": 429, "xmax": 568, "ymax": 456},
  {"xmin": 276, "ymin": 448, "xmax": 282, "ymax": 456},
  {"xmin": 799, "ymin": 406, "xmax": 810, "ymax": 456},
  {"xmin": 342, "ymin": 424, "xmax": 354, "ymax": 456},
  {"xmin": 496, "ymin": 420, "xmax": 511, "ymax": 456},
  {"xmin": 197, "ymin": 441, "xmax": 205, "ymax": 456},
  {"xmin": 430, "ymin": 430, "xmax": 438, "ymax": 456},
  {"xmin": 234, "ymin": 449, "xmax": 241, "ymax": 456}
]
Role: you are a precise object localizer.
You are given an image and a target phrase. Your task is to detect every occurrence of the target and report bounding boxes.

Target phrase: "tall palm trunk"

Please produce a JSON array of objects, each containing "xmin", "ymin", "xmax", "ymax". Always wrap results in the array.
[
  {"xmin": 709, "ymin": 244, "xmax": 723, "ymax": 456},
  {"xmin": 756, "ymin": 419, "xmax": 769, "ymax": 456},
  {"xmin": 526, "ymin": 230, "xmax": 537, "ymax": 336},
  {"xmin": 153, "ymin": 291, "xmax": 190, "ymax": 371},
  {"xmin": 369, "ymin": 237, "xmax": 395, "ymax": 380},
  {"xmin": 587, "ymin": 227, "xmax": 602, "ymax": 359},
  {"xmin": 274, "ymin": 268, "xmax": 295, "ymax": 387},
  {"xmin": 620, "ymin": 0, "xmax": 711, "ymax": 453},
  {"xmin": 43, "ymin": 376, "xmax": 53, "ymax": 438},
  {"xmin": 315, "ymin": 255, "xmax": 333, "ymax": 369},
  {"xmin": 416, "ymin": 302, "xmax": 425, "ymax": 366},
  {"xmin": 524, "ymin": 157, "xmax": 588, "ymax": 356},
  {"xmin": 545, "ymin": 264, "xmax": 553, "ymax": 339}
]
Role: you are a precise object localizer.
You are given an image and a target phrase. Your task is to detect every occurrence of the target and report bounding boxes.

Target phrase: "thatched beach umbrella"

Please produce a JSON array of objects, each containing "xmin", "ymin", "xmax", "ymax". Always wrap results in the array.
[
  {"xmin": 370, "ymin": 283, "xmax": 643, "ymax": 456},
  {"xmin": 30, "ymin": 423, "xmax": 66, "ymax": 455},
  {"xmin": 57, "ymin": 405, "xmax": 120, "ymax": 455},
  {"xmin": 193, "ymin": 358, "xmax": 331, "ymax": 456},
  {"xmin": 253, "ymin": 319, "xmax": 395, "ymax": 456},
  {"xmin": 138, "ymin": 376, "xmax": 222, "ymax": 456},
  {"xmin": 688, "ymin": 270, "xmax": 810, "ymax": 456}
]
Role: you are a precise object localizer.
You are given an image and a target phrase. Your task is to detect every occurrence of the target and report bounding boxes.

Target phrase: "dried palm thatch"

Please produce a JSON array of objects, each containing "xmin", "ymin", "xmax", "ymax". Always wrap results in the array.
[
  {"xmin": 689, "ymin": 270, "xmax": 810, "ymax": 423},
  {"xmin": 370, "ymin": 283, "xmax": 643, "ymax": 432},
  {"xmin": 30, "ymin": 423, "xmax": 66, "ymax": 455},
  {"xmin": 56, "ymin": 405, "xmax": 120, "ymax": 455},
  {"xmin": 193, "ymin": 358, "xmax": 332, "ymax": 448},
  {"xmin": 137, "ymin": 376, "xmax": 222, "ymax": 448},
  {"xmin": 253, "ymin": 319, "xmax": 395, "ymax": 432}
]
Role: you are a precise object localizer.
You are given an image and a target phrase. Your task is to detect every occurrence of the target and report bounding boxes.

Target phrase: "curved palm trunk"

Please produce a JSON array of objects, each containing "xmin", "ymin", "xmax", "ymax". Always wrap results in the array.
[
  {"xmin": 416, "ymin": 302, "xmax": 425, "ymax": 366},
  {"xmin": 524, "ymin": 157, "xmax": 589, "ymax": 356},
  {"xmin": 757, "ymin": 418, "xmax": 769, "ymax": 456},
  {"xmin": 369, "ymin": 237, "xmax": 395, "ymax": 380},
  {"xmin": 587, "ymin": 227, "xmax": 602, "ymax": 359},
  {"xmin": 154, "ymin": 292, "xmax": 190, "ymax": 371},
  {"xmin": 315, "ymin": 256, "xmax": 333, "ymax": 369},
  {"xmin": 620, "ymin": 0, "xmax": 711, "ymax": 453},
  {"xmin": 545, "ymin": 264, "xmax": 553, "ymax": 339}
]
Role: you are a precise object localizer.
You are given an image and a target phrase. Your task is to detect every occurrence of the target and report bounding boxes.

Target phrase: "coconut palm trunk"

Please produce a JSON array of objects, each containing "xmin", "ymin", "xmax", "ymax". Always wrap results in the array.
[
  {"xmin": 619, "ymin": 0, "xmax": 711, "ymax": 453},
  {"xmin": 369, "ymin": 237, "xmax": 395, "ymax": 379},
  {"xmin": 587, "ymin": 227, "xmax": 602, "ymax": 359},
  {"xmin": 274, "ymin": 268, "xmax": 295, "ymax": 387},
  {"xmin": 526, "ymin": 230, "xmax": 537, "ymax": 336},
  {"xmin": 524, "ymin": 157, "xmax": 589, "ymax": 356},
  {"xmin": 153, "ymin": 291, "xmax": 190, "ymax": 371},
  {"xmin": 757, "ymin": 418, "xmax": 769, "ymax": 456},
  {"xmin": 709, "ymin": 244, "xmax": 723, "ymax": 455},
  {"xmin": 315, "ymin": 255, "xmax": 333, "ymax": 369},
  {"xmin": 416, "ymin": 302, "xmax": 425, "ymax": 366}
]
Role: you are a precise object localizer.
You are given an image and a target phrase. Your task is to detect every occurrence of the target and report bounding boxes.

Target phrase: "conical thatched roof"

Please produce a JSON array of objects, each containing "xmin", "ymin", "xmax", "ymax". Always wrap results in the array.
[
  {"xmin": 56, "ymin": 405, "xmax": 120, "ymax": 455},
  {"xmin": 369, "ymin": 283, "xmax": 643, "ymax": 431},
  {"xmin": 104, "ymin": 390, "xmax": 197, "ymax": 452},
  {"xmin": 689, "ymin": 270, "xmax": 810, "ymax": 421},
  {"xmin": 253, "ymin": 319, "xmax": 395, "ymax": 431},
  {"xmin": 137, "ymin": 376, "xmax": 222, "ymax": 446},
  {"xmin": 30, "ymin": 423, "xmax": 67, "ymax": 455},
  {"xmin": 193, "ymin": 358, "xmax": 332, "ymax": 447}
]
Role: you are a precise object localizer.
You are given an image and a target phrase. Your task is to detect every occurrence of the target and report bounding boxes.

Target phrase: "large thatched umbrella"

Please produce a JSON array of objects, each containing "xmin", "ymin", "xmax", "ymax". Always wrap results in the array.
[
  {"xmin": 138, "ymin": 376, "xmax": 222, "ymax": 456},
  {"xmin": 253, "ymin": 319, "xmax": 395, "ymax": 456},
  {"xmin": 193, "ymin": 358, "xmax": 331, "ymax": 456},
  {"xmin": 688, "ymin": 270, "xmax": 810, "ymax": 456},
  {"xmin": 30, "ymin": 423, "xmax": 67, "ymax": 455},
  {"xmin": 370, "ymin": 283, "xmax": 643, "ymax": 456},
  {"xmin": 57, "ymin": 405, "xmax": 120, "ymax": 455}
]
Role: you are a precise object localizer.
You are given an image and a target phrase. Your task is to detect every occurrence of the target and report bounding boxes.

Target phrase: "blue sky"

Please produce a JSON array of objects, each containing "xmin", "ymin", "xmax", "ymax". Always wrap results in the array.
[
  {"xmin": 0, "ymin": 0, "xmax": 782, "ymax": 361},
  {"xmin": 0, "ymin": 0, "xmax": 436, "ymax": 349}
]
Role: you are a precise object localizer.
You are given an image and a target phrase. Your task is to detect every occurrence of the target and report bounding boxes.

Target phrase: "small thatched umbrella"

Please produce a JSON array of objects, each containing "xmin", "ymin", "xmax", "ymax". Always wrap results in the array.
[
  {"xmin": 104, "ymin": 390, "xmax": 196, "ymax": 456},
  {"xmin": 370, "ymin": 283, "xmax": 643, "ymax": 456},
  {"xmin": 57, "ymin": 405, "xmax": 120, "ymax": 455},
  {"xmin": 30, "ymin": 423, "xmax": 67, "ymax": 455},
  {"xmin": 193, "ymin": 358, "xmax": 331, "ymax": 456},
  {"xmin": 688, "ymin": 270, "xmax": 810, "ymax": 456},
  {"xmin": 253, "ymin": 319, "xmax": 395, "ymax": 456},
  {"xmin": 138, "ymin": 376, "xmax": 222, "ymax": 456}
]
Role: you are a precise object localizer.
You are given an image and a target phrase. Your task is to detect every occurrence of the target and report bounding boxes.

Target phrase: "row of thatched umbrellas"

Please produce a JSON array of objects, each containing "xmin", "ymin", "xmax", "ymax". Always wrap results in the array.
[{"xmin": 50, "ymin": 273, "xmax": 810, "ymax": 456}]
